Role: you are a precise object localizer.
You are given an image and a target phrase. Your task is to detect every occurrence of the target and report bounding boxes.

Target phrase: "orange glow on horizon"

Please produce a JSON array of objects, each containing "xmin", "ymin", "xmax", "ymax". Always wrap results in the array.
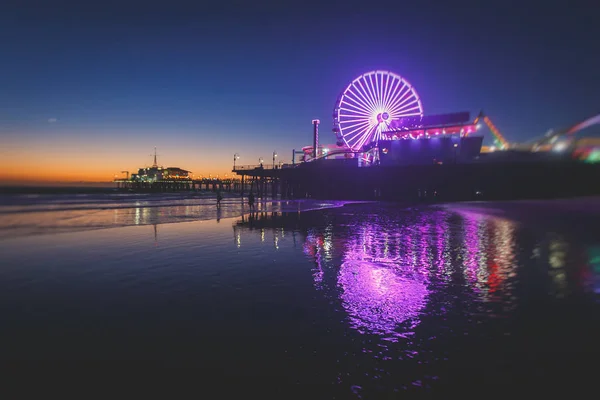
[
  {"xmin": 0, "ymin": 137, "xmax": 295, "ymax": 185},
  {"xmin": 0, "ymin": 163, "xmax": 237, "ymax": 185},
  {"xmin": 0, "ymin": 126, "xmax": 305, "ymax": 186}
]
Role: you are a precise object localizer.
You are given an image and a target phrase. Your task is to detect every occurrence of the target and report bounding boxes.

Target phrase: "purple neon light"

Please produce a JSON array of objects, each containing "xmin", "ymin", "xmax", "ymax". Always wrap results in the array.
[{"xmin": 335, "ymin": 71, "xmax": 424, "ymax": 151}]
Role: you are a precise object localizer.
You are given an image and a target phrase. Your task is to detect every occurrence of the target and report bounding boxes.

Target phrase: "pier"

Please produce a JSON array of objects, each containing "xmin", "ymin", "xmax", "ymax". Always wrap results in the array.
[
  {"xmin": 230, "ymin": 158, "xmax": 600, "ymax": 202},
  {"xmin": 114, "ymin": 178, "xmax": 241, "ymax": 193}
]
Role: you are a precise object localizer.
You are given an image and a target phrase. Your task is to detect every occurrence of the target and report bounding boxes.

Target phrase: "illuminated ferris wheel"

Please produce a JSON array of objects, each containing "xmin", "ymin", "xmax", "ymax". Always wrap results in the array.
[{"xmin": 333, "ymin": 71, "xmax": 424, "ymax": 150}]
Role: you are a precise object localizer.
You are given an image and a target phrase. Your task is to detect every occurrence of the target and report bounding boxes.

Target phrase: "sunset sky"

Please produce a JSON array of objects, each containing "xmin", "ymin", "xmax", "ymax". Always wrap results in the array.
[{"xmin": 1, "ymin": 1, "xmax": 599, "ymax": 184}]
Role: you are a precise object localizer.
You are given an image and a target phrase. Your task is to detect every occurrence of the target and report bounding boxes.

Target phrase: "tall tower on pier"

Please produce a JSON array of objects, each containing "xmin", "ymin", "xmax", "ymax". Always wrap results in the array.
[
  {"xmin": 152, "ymin": 147, "xmax": 158, "ymax": 167},
  {"xmin": 312, "ymin": 119, "xmax": 320, "ymax": 159}
]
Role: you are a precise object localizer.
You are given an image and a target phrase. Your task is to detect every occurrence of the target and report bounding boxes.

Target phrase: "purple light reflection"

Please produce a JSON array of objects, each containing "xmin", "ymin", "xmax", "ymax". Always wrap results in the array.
[
  {"xmin": 304, "ymin": 219, "xmax": 433, "ymax": 340},
  {"xmin": 303, "ymin": 209, "xmax": 522, "ymax": 341},
  {"xmin": 334, "ymin": 221, "xmax": 433, "ymax": 341},
  {"xmin": 338, "ymin": 260, "xmax": 428, "ymax": 340}
]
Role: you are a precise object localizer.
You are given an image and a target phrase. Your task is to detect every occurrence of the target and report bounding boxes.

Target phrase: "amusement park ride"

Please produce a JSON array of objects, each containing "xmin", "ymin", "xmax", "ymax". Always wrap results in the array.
[
  {"xmin": 298, "ymin": 70, "xmax": 599, "ymax": 164},
  {"xmin": 472, "ymin": 111, "xmax": 509, "ymax": 151}
]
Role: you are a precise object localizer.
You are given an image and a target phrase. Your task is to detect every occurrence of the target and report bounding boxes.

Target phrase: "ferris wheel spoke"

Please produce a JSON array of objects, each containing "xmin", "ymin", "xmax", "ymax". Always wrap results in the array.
[
  {"xmin": 355, "ymin": 128, "xmax": 375, "ymax": 149},
  {"xmin": 345, "ymin": 123, "xmax": 373, "ymax": 142},
  {"xmin": 390, "ymin": 99, "xmax": 420, "ymax": 116},
  {"xmin": 385, "ymin": 81, "xmax": 410, "ymax": 111},
  {"xmin": 346, "ymin": 129, "xmax": 369, "ymax": 149},
  {"xmin": 392, "ymin": 102, "xmax": 422, "ymax": 116},
  {"xmin": 344, "ymin": 88, "xmax": 373, "ymax": 112},
  {"xmin": 339, "ymin": 111, "xmax": 371, "ymax": 120},
  {"xmin": 400, "ymin": 105, "xmax": 422, "ymax": 120},
  {"xmin": 341, "ymin": 118, "xmax": 371, "ymax": 128},
  {"xmin": 357, "ymin": 78, "xmax": 375, "ymax": 111},
  {"xmin": 391, "ymin": 111, "xmax": 422, "ymax": 121},
  {"xmin": 375, "ymin": 73, "xmax": 383, "ymax": 110},
  {"xmin": 347, "ymin": 137, "xmax": 365, "ymax": 150},
  {"xmin": 354, "ymin": 135, "xmax": 371, "ymax": 150},
  {"xmin": 340, "ymin": 114, "xmax": 370, "ymax": 122},
  {"xmin": 366, "ymin": 74, "xmax": 381, "ymax": 110},
  {"xmin": 381, "ymin": 73, "xmax": 390, "ymax": 110},
  {"xmin": 379, "ymin": 72, "xmax": 387, "ymax": 110},
  {"xmin": 378, "ymin": 73, "xmax": 386, "ymax": 110},
  {"xmin": 339, "ymin": 110, "xmax": 371, "ymax": 119},
  {"xmin": 346, "ymin": 83, "xmax": 373, "ymax": 112},
  {"xmin": 339, "ymin": 114, "xmax": 369, "ymax": 123},
  {"xmin": 349, "ymin": 131, "xmax": 370, "ymax": 150},
  {"xmin": 346, "ymin": 85, "xmax": 376, "ymax": 114},
  {"xmin": 388, "ymin": 91, "xmax": 418, "ymax": 115},
  {"xmin": 355, "ymin": 82, "xmax": 379, "ymax": 113},
  {"xmin": 340, "ymin": 117, "xmax": 371, "ymax": 124},
  {"xmin": 345, "ymin": 119, "xmax": 373, "ymax": 134},
  {"xmin": 342, "ymin": 124, "xmax": 372, "ymax": 139},
  {"xmin": 340, "ymin": 97, "xmax": 373, "ymax": 116},
  {"xmin": 382, "ymin": 77, "xmax": 402, "ymax": 117},
  {"xmin": 382, "ymin": 73, "xmax": 394, "ymax": 112},
  {"xmin": 389, "ymin": 84, "xmax": 413, "ymax": 109},
  {"xmin": 389, "ymin": 99, "xmax": 418, "ymax": 116},
  {"xmin": 374, "ymin": 73, "xmax": 384, "ymax": 110},
  {"xmin": 356, "ymin": 125, "xmax": 375, "ymax": 144},
  {"xmin": 342, "ymin": 96, "xmax": 367, "ymax": 116},
  {"xmin": 341, "ymin": 120, "xmax": 371, "ymax": 133},
  {"xmin": 346, "ymin": 131, "xmax": 369, "ymax": 147},
  {"xmin": 384, "ymin": 80, "xmax": 407, "ymax": 109},
  {"xmin": 355, "ymin": 80, "xmax": 378, "ymax": 112}
]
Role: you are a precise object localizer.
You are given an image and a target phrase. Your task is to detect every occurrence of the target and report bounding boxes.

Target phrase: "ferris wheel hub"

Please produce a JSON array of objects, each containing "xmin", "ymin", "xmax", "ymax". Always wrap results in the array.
[{"xmin": 376, "ymin": 112, "xmax": 390, "ymax": 123}]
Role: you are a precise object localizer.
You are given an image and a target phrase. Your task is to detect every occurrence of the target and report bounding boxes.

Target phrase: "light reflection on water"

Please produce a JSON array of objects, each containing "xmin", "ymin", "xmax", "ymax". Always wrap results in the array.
[
  {"xmin": 1, "ymin": 201, "xmax": 599, "ymax": 395},
  {"xmin": 337, "ymin": 260, "xmax": 428, "ymax": 340},
  {"xmin": 301, "ymin": 209, "xmax": 525, "ymax": 342},
  {"xmin": 286, "ymin": 205, "xmax": 599, "ymax": 391}
]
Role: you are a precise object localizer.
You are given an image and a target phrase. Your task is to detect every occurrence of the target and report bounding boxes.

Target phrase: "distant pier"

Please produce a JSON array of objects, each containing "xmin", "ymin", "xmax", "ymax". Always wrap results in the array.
[{"xmin": 114, "ymin": 178, "xmax": 241, "ymax": 193}]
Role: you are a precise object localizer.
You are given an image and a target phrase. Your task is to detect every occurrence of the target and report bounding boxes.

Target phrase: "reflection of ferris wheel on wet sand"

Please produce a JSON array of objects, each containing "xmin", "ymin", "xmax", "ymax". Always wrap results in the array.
[{"xmin": 333, "ymin": 71, "xmax": 424, "ymax": 151}]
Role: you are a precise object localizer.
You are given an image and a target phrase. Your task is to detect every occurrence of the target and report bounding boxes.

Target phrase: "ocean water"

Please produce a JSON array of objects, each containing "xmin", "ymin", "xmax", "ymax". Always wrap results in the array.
[
  {"xmin": 0, "ymin": 191, "xmax": 354, "ymax": 239},
  {"xmin": 1, "ymin": 193, "xmax": 599, "ymax": 396}
]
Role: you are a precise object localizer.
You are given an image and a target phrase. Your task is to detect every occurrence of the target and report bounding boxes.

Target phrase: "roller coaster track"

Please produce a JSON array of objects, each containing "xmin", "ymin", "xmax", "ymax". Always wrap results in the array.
[
  {"xmin": 473, "ymin": 111, "xmax": 509, "ymax": 149},
  {"xmin": 531, "ymin": 112, "xmax": 600, "ymax": 150}
]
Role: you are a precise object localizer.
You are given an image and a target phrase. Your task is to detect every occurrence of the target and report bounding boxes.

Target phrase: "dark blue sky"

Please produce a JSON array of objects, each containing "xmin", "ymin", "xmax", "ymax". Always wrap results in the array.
[{"xmin": 1, "ymin": 0, "xmax": 599, "ymax": 176}]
